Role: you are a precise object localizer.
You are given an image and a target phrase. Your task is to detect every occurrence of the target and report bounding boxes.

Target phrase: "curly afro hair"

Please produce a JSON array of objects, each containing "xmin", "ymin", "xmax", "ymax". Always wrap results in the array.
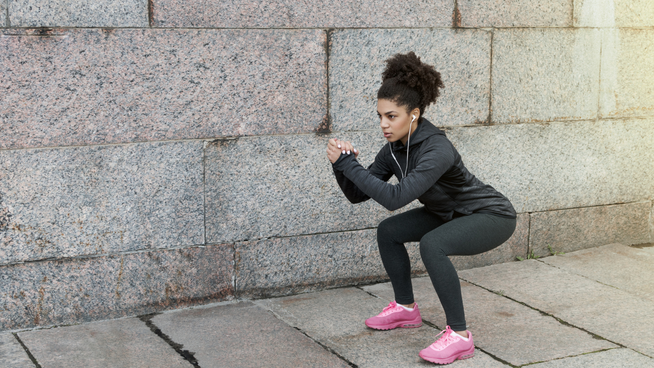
[{"xmin": 377, "ymin": 51, "xmax": 444, "ymax": 119}]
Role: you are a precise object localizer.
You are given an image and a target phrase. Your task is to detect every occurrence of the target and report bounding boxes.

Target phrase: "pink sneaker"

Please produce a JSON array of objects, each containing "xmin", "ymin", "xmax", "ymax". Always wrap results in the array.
[
  {"xmin": 419, "ymin": 326, "xmax": 474, "ymax": 364},
  {"xmin": 365, "ymin": 301, "xmax": 422, "ymax": 330}
]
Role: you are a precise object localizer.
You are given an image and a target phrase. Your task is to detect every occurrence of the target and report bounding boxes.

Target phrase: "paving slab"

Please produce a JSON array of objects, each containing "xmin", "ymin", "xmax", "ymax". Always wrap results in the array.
[
  {"xmin": 0, "ymin": 333, "xmax": 34, "ymax": 368},
  {"xmin": 529, "ymin": 348, "xmax": 653, "ymax": 367},
  {"xmin": 256, "ymin": 288, "xmax": 508, "ymax": 367},
  {"xmin": 152, "ymin": 301, "xmax": 349, "ymax": 368},
  {"xmin": 459, "ymin": 260, "xmax": 654, "ymax": 357},
  {"xmin": 363, "ymin": 277, "xmax": 614, "ymax": 366},
  {"xmin": 541, "ymin": 244, "xmax": 654, "ymax": 301},
  {"xmin": 18, "ymin": 317, "xmax": 190, "ymax": 368}
]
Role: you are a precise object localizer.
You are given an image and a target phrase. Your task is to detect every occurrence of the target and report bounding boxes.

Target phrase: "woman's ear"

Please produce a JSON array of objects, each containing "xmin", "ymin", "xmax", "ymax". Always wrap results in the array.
[{"xmin": 411, "ymin": 108, "xmax": 421, "ymax": 121}]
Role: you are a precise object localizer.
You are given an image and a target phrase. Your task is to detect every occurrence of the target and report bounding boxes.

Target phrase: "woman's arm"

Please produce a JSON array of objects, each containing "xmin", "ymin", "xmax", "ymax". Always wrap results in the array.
[
  {"xmin": 328, "ymin": 138, "xmax": 393, "ymax": 204},
  {"xmin": 332, "ymin": 137, "xmax": 454, "ymax": 211}
]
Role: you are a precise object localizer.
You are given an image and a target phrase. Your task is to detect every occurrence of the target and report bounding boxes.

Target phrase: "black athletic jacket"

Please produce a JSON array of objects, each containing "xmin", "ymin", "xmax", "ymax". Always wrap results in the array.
[{"xmin": 332, "ymin": 119, "xmax": 516, "ymax": 221}]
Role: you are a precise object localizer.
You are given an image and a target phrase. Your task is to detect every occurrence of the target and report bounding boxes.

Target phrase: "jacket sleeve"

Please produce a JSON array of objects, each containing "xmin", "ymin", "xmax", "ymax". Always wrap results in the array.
[
  {"xmin": 332, "ymin": 137, "xmax": 455, "ymax": 211},
  {"xmin": 332, "ymin": 147, "xmax": 394, "ymax": 204}
]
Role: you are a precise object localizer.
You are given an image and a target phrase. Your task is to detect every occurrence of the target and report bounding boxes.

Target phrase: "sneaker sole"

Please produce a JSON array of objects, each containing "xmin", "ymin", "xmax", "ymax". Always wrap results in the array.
[
  {"xmin": 365, "ymin": 321, "xmax": 423, "ymax": 330},
  {"xmin": 419, "ymin": 348, "xmax": 475, "ymax": 364}
]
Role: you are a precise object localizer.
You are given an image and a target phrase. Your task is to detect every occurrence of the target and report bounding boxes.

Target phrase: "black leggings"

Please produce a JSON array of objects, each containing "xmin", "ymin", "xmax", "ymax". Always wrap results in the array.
[{"xmin": 377, "ymin": 207, "xmax": 517, "ymax": 331}]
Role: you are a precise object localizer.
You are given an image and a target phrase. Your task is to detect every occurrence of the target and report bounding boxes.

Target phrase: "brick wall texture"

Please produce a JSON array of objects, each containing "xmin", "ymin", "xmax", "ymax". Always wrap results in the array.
[{"xmin": 1, "ymin": 0, "xmax": 653, "ymax": 331}]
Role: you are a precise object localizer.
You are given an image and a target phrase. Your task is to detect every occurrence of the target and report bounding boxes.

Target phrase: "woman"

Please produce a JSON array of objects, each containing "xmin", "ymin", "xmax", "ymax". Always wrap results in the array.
[{"xmin": 326, "ymin": 52, "xmax": 516, "ymax": 365}]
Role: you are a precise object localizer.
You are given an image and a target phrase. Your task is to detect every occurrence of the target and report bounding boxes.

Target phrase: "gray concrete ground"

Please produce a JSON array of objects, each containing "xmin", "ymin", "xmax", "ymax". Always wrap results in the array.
[{"xmin": 2, "ymin": 243, "xmax": 653, "ymax": 368}]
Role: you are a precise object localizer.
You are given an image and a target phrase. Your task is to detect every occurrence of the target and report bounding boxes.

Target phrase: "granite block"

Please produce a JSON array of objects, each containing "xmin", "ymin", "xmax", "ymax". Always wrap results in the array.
[
  {"xmin": 1, "ymin": 2, "xmax": 6, "ymax": 27},
  {"xmin": 491, "ymin": 28, "xmax": 600, "ymax": 124},
  {"xmin": 256, "ymin": 288, "xmax": 506, "ymax": 368},
  {"xmin": 0, "ymin": 141, "xmax": 204, "ymax": 264},
  {"xmin": 235, "ymin": 229, "xmax": 426, "ymax": 298},
  {"xmin": 0, "ymin": 245, "xmax": 234, "ymax": 331},
  {"xmin": 529, "ymin": 202, "xmax": 651, "ymax": 257},
  {"xmin": 363, "ymin": 278, "xmax": 615, "ymax": 366},
  {"xmin": 329, "ymin": 29, "xmax": 491, "ymax": 131},
  {"xmin": 152, "ymin": 302, "xmax": 350, "ymax": 368},
  {"xmin": 446, "ymin": 118, "xmax": 654, "ymax": 213},
  {"xmin": 529, "ymin": 348, "xmax": 654, "ymax": 367},
  {"xmin": 205, "ymin": 132, "xmax": 419, "ymax": 243},
  {"xmin": 600, "ymin": 29, "xmax": 654, "ymax": 119},
  {"xmin": 459, "ymin": 260, "xmax": 654, "ymax": 357},
  {"xmin": 650, "ymin": 202, "xmax": 654, "ymax": 242},
  {"xmin": 18, "ymin": 318, "xmax": 190, "ymax": 368},
  {"xmin": 541, "ymin": 243, "xmax": 654, "ymax": 301},
  {"xmin": 458, "ymin": 0, "xmax": 572, "ymax": 27},
  {"xmin": 575, "ymin": 0, "xmax": 654, "ymax": 27},
  {"xmin": 9, "ymin": 0, "xmax": 148, "ymax": 27},
  {"xmin": 152, "ymin": 0, "xmax": 452, "ymax": 28},
  {"xmin": 0, "ymin": 28, "xmax": 326, "ymax": 150},
  {"xmin": 0, "ymin": 333, "xmax": 34, "ymax": 368}
]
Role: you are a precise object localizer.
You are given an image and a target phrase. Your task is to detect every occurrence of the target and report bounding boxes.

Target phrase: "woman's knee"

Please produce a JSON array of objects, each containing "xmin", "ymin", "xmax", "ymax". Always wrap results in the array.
[
  {"xmin": 377, "ymin": 216, "xmax": 397, "ymax": 241},
  {"xmin": 419, "ymin": 234, "xmax": 448, "ymax": 259}
]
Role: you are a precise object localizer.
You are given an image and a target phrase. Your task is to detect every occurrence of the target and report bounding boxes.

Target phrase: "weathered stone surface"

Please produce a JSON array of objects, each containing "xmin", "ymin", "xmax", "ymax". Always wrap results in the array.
[
  {"xmin": 0, "ymin": 333, "xmax": 34, "ymax": 368},
  {"xmin": 152, "ymin": 302, "xmax": 350, "ymax": 368},
  {"xmin": 256, "ymin": 288, "xmax": 506, "ymax": 368},
  {"xmin": 529, "ymin": 348, "xmax": 654, "ymax": 367},
  {"xmin": 446, "ymin": 118, "xmax": 654, "ymax": 213},
  {"xmin": 491, "ymin": 29, "xmax": 600, "ymax": 124},
  {"xmin": 18, "ymin": 318, "xmax": 190, "ymax": 368},
  {"xmin": 529, "ymin": 202, "xmax": 651, "ymax": 257},
  {"xmin": 459, "ymin": 260, "xmax": 654, "ymax": 357},
  {"xmin": 364, "ymin": 278, "xmax": 615, "ymax": 366},
  {"xmin": 9, "ymin": 0, "xmax": 148, "ymax": 27},
  {"xmin": 650, "ymin": 203, "xmax": 654, "ymax": 242},
  {"xmin": 0, "ymin": 245, "xmax": 234, "ymax": 331},
  {"xmin": 459, "ymin": 0, "xmax": 572, "ymax": 27},
  {"xmin": 330, "ymin": 29, "xmax": 491, "ymax": 131},
  {"xmin": 541, "ymin": 244, "xmax": 654, "ymax": 301},
  {"xmin": 600, "ymin": 29, "xmax": 654, "ymax": 119},
  {"xmin": 235, "ymin": 229, "xmax": 426, "ymax": 298},
  {"xmin": 205, "ymin": 132, "xmax": 419, "ymax": 243},
  {"xmin": 0, "ymin": 29, "xmax": 326, "ymax": 150},
  {"xmin": 0, "ymin": 141, "xmax": 203, "ymax": 264},
  {"xmin": 575, "ymin": 0, "xmax": 654, "ymax": 27},
  {"xmin": 1, "ymin": 2, "xmax": 6, "ymax": 27},
  {"xmin": 152, "ymin": 0, "xmax": 452, "ymax": 28}
]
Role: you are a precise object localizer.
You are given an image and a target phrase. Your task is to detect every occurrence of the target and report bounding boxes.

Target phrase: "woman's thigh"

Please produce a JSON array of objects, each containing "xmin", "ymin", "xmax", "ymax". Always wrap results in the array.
[
  {"xmin": 378, "ymin": 207, "xmax": 446, "ymax": 244},
  {"xmin": 420, "ymin": 213, "xmax": 516, "ymax": 256}
]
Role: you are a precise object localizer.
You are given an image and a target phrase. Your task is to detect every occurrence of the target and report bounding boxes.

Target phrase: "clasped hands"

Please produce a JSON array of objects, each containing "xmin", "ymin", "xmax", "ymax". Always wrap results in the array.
[{"xmin": 326, "ymin": 138, "xmax": 359, "ymax": 164}]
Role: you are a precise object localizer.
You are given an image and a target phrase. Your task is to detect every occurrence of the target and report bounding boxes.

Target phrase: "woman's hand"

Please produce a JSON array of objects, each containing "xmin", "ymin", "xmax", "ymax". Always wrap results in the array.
[{"xmin": 327, "ymin": 138, "xmax": 359, "ymax": 164}]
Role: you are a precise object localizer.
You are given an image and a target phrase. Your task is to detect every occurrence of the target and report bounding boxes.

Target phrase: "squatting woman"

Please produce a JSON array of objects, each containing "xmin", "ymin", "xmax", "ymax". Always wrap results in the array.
[{"xmin": 326, "ymin": 52, "xmax": 516, "ymax": 365}]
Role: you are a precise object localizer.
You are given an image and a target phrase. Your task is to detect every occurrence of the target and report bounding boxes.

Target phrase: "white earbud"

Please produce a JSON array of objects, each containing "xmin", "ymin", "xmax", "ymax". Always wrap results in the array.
[{"xmin": 411, "ymin": 115, "xmax": 416, "ymax": 122}]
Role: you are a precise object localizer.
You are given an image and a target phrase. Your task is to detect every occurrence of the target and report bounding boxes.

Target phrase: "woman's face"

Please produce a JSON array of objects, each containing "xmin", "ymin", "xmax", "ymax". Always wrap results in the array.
[{"xmin": 377, "ymin": 99, "xmax": 419, "ymax": 145}]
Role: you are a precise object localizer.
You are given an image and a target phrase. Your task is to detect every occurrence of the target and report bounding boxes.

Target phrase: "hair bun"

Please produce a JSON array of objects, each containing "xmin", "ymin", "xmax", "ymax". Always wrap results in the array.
[{"xmin": 381, "ymin": 51, "xmax": 444, "ymax": 109}]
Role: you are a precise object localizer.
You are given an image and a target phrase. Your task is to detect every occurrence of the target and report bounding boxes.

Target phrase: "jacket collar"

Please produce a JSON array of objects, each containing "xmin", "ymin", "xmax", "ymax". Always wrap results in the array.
[{"xmin": 390, "ymin": 118, "xmax": 444, "ymax": 152}]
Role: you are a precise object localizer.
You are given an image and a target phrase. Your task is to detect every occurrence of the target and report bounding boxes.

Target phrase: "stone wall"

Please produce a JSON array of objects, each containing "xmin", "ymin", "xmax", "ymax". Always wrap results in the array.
[{"xmin": 1, "ymin": 0, "xmax": 653, "ymax": 331}]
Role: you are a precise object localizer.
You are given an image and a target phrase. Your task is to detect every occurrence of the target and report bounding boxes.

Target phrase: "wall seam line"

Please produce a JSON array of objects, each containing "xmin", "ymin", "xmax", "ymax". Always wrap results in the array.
[
  {"xmin": 488, "ymin": 27, "xmax": 494, "ymax": 124},
  {"xmin": 2, "ymin": 115, "xmax": 654, "ymax": 153}
]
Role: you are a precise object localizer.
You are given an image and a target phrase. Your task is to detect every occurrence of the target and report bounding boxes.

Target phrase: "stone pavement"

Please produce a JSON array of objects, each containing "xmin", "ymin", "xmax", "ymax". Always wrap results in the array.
[{"xmin": 2, "ymin": 243, "xmax": 653, "ymax": 368}]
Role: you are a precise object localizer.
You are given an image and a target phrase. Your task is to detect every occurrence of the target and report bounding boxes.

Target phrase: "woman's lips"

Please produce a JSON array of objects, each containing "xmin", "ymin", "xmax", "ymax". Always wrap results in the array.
[{"xmin": 383, "ymin": 132, "xmax": 392, "ymax": 138}]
